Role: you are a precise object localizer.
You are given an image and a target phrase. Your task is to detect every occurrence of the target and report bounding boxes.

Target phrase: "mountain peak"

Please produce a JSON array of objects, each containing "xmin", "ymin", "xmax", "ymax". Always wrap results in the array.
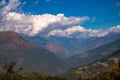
[
  {"xmin": 0, "ymin": 31, "xmax": 36, "ymax": 51},
  {"xmin": 0, "ymin": 31, "xmax": 19, "ymax": 38}
]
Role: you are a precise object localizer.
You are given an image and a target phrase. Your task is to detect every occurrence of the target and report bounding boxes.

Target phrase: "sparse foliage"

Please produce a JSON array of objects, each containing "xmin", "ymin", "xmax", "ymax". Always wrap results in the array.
[{"xmin": 0, "ymin": 61, "xmax": 68, "ymax": 80}]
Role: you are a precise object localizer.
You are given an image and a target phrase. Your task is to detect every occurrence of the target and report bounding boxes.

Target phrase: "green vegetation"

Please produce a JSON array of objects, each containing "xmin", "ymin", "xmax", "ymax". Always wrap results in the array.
[
  {"xmin": 0, "ymin": 72, "xmax": 68, "ymax": 80},
  {"xmin": 63, "ymin": 50, "xmax": 120, "ymax": 80},
  {"xmin": 0, "ymin": 61, "xmax": 120, "ymax": 80},
  {"xmin": 0, "ymin": 62, "xmax": 68, "ymax": 80},
  {"xmin": 79, "ymin": 66, "xmax": 120, "ymax": 80},
  {"xmin": 64, "ymin": 58, "xmax": 120, "ymax": 80}
]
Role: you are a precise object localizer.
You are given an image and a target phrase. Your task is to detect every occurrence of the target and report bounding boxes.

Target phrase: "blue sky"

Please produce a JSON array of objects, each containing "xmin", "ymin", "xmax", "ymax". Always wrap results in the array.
[
  {"xmin": 21, "ymin": 0, "xmax": 120, "ymax": 29},
  {"xmin": 0, "ymin": 0, "xmax": 120, "ymax": 38}
]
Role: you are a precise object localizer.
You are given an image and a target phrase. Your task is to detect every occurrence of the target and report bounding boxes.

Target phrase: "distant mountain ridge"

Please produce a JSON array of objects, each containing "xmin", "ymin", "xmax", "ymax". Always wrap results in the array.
[
  {"xmin": 67, "ymin": 38, "xmax": 120, "ymax": 67},
  {"xmin": 24, "ymin": 35, "xmax": 71, "ymax": 59},
  {"xmin": 24, "ymin": 32, "xmax": 120, "ymax": 59}
]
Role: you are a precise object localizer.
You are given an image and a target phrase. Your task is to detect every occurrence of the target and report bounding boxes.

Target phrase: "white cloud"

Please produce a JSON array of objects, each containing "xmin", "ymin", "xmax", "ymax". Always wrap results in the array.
[
  {"xmin": 1, "ymin": 0, "xmax": 21, "ymax": 15},
  {"xmin": 48, "ymin": 29, "xmax": 66, "ymax": 37},
  {"xmin": 48, "ymin": 26, "xmax": 87, "ymax": 37},
  {"xmin": 65, "ymin": 26, "xmax": 86, "ymax": 35},
  {"xmin": 1, "ymin": 12, "xmax": 89, "ymax": 36},
  {"xmin": 48, "ymin": 25, "xmax": 120, "ymax": 38},
  {"xmin": 88, "ymin": 29, "xmax": 108, "ymax": 37},
  {"xmin": 0, "ymin": 0, "xmax": 120, "ymax": 38},
  {"xmin": 0, "ymin": 0, "xmax": 89, "ymax": 36},
  {"xmin": 48, "ymin": 26, "xmax": 109, "ymax": 38},
  {"xmin": 108, "ymin": 25, "xmax": 120, "ymax": 33}
]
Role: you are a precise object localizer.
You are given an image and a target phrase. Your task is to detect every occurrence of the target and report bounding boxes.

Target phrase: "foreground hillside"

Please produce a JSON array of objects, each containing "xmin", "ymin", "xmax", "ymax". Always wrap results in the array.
[
  {"xmin": 63, "ymin": 50, "xmax": 120, "ymax": 80},
  {"xmin": 0, "ymin": 61, "xmax": 120, "ymax": 80},
  {"xmin": 0, "ymin": 31, "xmax": 68, "ymax": 75},
  {"xmin": 0, "ymin": 61, "xmax": 68, "ymax": 80}
]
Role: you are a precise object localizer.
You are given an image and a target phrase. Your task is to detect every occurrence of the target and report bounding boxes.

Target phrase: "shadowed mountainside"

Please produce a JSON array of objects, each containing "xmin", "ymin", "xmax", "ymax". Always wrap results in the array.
[{"xmin": 0, "ymin": 31, "xmax": 68, "ymax": 75}]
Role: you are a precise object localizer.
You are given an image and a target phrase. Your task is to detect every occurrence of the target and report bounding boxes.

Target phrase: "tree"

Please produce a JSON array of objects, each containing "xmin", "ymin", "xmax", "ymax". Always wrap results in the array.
[
  {"xmin": 0, "ymin": 61, "xmax": 24, "ymax": 80},
  {"xmin": 3, "ymin": 61, "xmax": 16, "ymax": 74}
]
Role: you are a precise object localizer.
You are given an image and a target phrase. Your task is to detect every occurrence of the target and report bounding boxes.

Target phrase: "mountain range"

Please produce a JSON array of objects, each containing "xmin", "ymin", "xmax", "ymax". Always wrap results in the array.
[
  {"xmin": 24, "ymin": 32, "xmax": 120, "ymax": 59},
  {"xmin": 0, "ymin": 31, "xmax": 120, "ymax": 78},
  {"xmin": 24, "ymin": 35, "xmax": 71, "ymax": 59},
  {"xmin": 67, "ymin": 38, "xmax": 120, "ymax": 67},
  {"xmin": 0, "ymin": 31, "xmax": 68, "ymax": 75},
  {"xmin": 63, "ymin": 50, "xmax": 120, "ymax": 80}
]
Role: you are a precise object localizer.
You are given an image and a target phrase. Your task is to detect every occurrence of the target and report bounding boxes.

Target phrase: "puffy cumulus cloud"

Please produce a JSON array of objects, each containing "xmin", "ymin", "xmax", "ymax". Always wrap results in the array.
[
  {"xmin": 108, "ymin": 25, "xmax": 120, "ymax": 33},
  {"xmin": 48, "ymin": 26, "xmax": 108, "ymax": 38},
  {"xmin": 48, "ymin": 25, "xmax": 120, "ymax": 38},
  {"xmin": 0, "ymin": 0, "xmax": 120, "ymax": 38},
  {"xmin": 0, "ymin": 0, "xmax": 89, "ymax": 36},
  {"xmin": 0, "ymin": 12, "xmax": 89, "ymax": 36},
  {"xmin": 64, "ymin": 26, "xmax": 86, "ymax": 35},
  {"xmin": 88, "ymin": 29, "xmax": 108, "ymax": 37},
  {"xmin": 48, "ymin": 29, "xmax": 67, "ymax": 37},
  {"xmin": 1, "ymin": 0, "xmax": 21, "ymax": 15},
  {"xmin": 48, "ymin": 26, "xmax": 86, "ymax": 37}
]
